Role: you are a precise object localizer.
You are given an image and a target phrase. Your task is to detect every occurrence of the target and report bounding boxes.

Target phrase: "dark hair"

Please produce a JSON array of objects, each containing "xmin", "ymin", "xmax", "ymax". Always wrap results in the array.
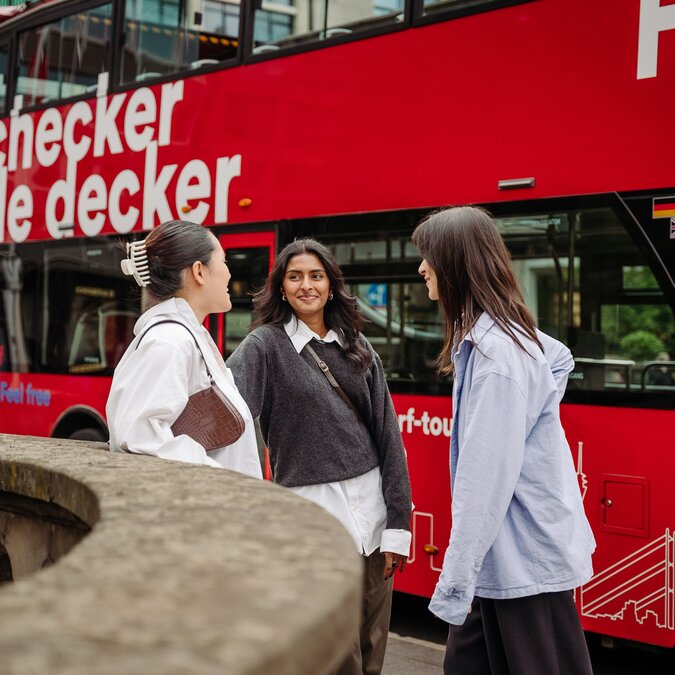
[
  {"xmin": 142, "ymin": 220, "xmax": 215, "ymax": 304},
  {"xmin": 253, "ymin": 238, "xmax": 372, "ymax": 370},
  {"xmin": 412, "ymin": 206, "xmax": 542, "ymax": 375}
]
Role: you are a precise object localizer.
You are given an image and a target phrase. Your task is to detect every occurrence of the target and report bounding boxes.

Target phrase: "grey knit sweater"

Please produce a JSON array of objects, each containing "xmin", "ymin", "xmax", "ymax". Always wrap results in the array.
[{"xmin": 226, "ymin": 325, "xmax": 412, "ymax": 532}]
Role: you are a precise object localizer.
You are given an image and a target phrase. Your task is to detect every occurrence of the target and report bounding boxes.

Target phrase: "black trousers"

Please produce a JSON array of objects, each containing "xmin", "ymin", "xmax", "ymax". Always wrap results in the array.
[{"xmin": 444, "ymin": 591, "xmax": 593, "ymax": 675}]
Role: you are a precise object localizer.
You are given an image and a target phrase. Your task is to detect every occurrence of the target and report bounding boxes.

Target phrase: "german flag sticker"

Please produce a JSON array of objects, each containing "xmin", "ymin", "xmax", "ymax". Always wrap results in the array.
[{"xmin": 652, "ymin": 196, "xmax": 675, "ymax": 219}]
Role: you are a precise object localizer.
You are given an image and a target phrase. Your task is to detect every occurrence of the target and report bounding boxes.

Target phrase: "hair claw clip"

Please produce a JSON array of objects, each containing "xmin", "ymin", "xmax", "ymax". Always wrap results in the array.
[{"xmin": 121, "ymin": 240, "xmax": 151, "ymax": 287}]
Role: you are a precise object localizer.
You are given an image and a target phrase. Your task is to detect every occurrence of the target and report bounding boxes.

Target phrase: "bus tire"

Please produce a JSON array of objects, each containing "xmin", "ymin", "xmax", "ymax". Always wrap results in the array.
[{"xmin": 68, "ymin": 428, "xmax": 107, "ymax": 442}]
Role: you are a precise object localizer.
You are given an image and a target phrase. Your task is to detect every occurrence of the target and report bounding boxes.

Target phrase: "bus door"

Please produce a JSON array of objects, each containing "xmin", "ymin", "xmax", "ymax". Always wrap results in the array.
[
  {"xmin": 214, "ymin": 231, "xmax": 275, "ymax": 358},
  {"xmin": 214, "ymin": 230, "xmax": 275, "ymax": 478}
]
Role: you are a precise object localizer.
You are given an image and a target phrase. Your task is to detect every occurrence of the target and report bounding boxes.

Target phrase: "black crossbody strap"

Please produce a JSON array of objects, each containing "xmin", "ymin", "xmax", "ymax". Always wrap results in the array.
[
  {"xmin": 136, "ymin": 319, "xmax": 215, "ymax": 385},
  {"xmin": 305, "ymin": 344, "xmax": 366, "ymax": 427}
]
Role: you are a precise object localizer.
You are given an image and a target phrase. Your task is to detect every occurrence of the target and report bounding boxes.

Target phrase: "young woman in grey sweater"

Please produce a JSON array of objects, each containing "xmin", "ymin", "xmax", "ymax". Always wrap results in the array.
[{"xmin": 227, "ymin": 238, "xmax": 412, "ymax": 675}]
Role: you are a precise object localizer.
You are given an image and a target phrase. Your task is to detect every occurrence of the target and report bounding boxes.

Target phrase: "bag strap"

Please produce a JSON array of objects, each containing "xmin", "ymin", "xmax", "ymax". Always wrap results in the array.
[
  {"xmin": 136, "ymin": 319, "xmax": 215, "ymax": 385},
  {"xmin": 305, "ymin": 343, "xmax": 366, "ymax": 427}
]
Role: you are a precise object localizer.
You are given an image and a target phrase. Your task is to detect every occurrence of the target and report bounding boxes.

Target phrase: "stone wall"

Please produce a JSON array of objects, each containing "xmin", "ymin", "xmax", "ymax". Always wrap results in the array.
[
  {"xmin": 0, "ymin": 434, "xmax": 362, "ymax": 675},
  {"xmin": 0, "ymin": 504, "xmax": 88, "ymax": 582},
  {"xmin": 0, "ymin": 479, "xmax": 92, "ymax": 582}
]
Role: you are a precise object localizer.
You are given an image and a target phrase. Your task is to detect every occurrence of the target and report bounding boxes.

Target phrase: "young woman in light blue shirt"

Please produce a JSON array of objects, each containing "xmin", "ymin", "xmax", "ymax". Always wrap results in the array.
[{"xmin": 413, "ymin": 206, "xmax": 595, "ymax": 675}]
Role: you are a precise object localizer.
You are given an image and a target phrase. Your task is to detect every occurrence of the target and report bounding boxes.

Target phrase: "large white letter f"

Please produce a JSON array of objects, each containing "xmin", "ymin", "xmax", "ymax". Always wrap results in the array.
[{"xmin": 638, "ymin": 0, "xmax": 675, "ymax": 79}]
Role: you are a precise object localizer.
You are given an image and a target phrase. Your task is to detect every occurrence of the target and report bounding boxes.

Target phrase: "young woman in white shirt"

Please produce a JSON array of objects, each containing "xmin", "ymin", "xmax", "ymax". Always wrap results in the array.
[{"xmin": 106, "ymin": 219, "xmax": 262, "ymax": 479}]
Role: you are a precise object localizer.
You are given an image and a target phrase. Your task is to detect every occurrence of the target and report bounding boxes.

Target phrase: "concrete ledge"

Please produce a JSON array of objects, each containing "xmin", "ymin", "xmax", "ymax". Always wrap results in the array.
[{"xmin": 0, "ymin": 434, "xmax": 362, "ymax": 675}]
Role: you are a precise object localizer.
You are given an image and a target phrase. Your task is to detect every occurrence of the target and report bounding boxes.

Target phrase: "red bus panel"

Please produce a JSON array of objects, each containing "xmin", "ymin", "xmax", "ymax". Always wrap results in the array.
[
  {"xmin": 1, "ymin": 0, "xmax": 675, "ymax": 244},
  {"xmin": 391, "ymin": 393, "xmax": 675, "ymax": 648}
]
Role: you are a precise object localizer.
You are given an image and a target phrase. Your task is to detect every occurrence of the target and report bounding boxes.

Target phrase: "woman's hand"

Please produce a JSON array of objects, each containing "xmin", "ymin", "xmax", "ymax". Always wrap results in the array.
[{"xmin": 383, "ymin": 552, "xmax": 407, "ymax": 580}]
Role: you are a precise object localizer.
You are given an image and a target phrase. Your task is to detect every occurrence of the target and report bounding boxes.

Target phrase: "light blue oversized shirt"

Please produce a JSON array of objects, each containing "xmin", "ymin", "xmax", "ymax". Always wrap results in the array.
[{"xmin": 429, "ymin": 313, "xmax": 596, "ymax": 625}]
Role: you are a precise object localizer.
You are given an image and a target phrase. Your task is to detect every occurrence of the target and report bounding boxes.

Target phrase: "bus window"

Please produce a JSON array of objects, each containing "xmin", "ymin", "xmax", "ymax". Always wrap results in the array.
[
  {"xmin": 68, "ymin": 302, "xmax": 137, "ymax": 373},
  {"xmin": 495, "ymin": 208, "xmax": 675, "ymax": 393},
  {"xmin": 291, "ymin": 204, "xmax": 674, "ymax": 396},
  {"xmin": 0, "ymin": 41, "xmax": 8, "ymax": 112},
  {"xmin": 642, "ymin": 353, "xmax": 675, "ymax": 388},
  {"xmin": 319, "ymin": 232, "xmax": 447, "ymax": 392},
  {"xmin": 222, "ymin": 245, "xmax": 270, "ymax": 356},
  {"xmin": 41, "ymin": 240, "xmax": 139, "ymax": 375},
  {"xmin": 494, "ymin": 213, "xmax": 572, "ymax": 342},
  {"xmin": 0, "ymin": 247, "xmax": 36, "ymax": 373},
  {"xmin": 121, "ymin": 0, "xmax": 239, "ymax": 84},
  {"xmin": 354, "ymin": 280, "xmax": 444, "ymax": 387},
  {"xmin": 421, "ymin": 1, "xmax": 528, "ymax": 18},
  {"xmin": 16, "ymin": 3, "xmax": 113, "ymax": 107},
  {"xmin": 250, "ymin": 0, "xmax": 405, "ymax": 55}
]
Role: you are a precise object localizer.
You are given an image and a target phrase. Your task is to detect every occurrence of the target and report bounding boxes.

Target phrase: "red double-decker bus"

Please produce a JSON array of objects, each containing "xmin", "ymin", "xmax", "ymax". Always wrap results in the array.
[{"xmin": 0, "ymin": 0, "xmax": 673, "ymax": 649}]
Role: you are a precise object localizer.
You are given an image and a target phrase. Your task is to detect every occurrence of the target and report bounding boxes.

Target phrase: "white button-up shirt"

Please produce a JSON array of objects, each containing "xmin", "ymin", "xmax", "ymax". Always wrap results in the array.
[
  {"xmin": 107, "ymin": 298, "xmax": 262, "ymax": 479},
  {"xmin": 285, "ymin": 318, "xmax": 411, "ymax": 557}
]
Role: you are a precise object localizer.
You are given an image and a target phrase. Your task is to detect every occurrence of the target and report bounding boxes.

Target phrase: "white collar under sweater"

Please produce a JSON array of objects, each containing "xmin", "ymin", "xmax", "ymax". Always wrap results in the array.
[{"xmin": 284, "ymin": 316, "xmax": 344, "ymax": 353}]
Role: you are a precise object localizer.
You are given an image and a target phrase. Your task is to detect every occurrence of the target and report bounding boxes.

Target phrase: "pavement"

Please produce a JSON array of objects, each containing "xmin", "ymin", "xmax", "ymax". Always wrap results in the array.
[
  {"xmin": 382, "ymin": 627, "xmax": 675, "ymax": 675},
  {"xmin": 382, "ymin": 633, "xmax": 445, "ymax": 674}
]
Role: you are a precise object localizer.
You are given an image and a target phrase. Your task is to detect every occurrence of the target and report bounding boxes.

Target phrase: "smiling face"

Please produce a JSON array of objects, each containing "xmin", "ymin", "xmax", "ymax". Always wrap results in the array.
[
  {"xmin": 281, "ymin": 253, "xmax": 331, "ymax": 322},
  {"xmin": 418, "ymin": 258, "xmax": 439, "ymax": 301}
]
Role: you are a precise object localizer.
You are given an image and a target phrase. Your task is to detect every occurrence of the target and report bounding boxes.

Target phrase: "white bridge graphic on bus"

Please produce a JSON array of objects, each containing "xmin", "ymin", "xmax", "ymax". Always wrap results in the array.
[
  {"xmin": 576, "ymin": 442, "xmax": 675, "ymax": 631},
  {"xmin": 410, "ymin": 441, "xmax": 675, "ymax": 632},
  {"xmin": 580, "ymin": 529, "xmax": 675, "ymax": 630}
]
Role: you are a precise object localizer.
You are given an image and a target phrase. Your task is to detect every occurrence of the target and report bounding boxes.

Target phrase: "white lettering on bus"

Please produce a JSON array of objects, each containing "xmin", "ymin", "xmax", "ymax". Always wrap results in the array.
[
  {"xmin": 7, "ymin": 184, "xmax": 32, "ymax": 243},
  {"xmin": 158, "ymin": 81, "xmax": 184, "ymax": 147},
  {"xmin": 0, "ymin": 121, "xmax": 6, "ymax": 167},
  {"xmin": 214, "ymin": 155, "xmax": 242, "ymax": 224},
  {"xmin": 397, "ymin": 407, "xmax": 452, "ymax": 438},
  {"xmin": 175, "ymin": 159, "xmax": 211, "ymax": 224},
  {"xmin": 35, "ymin": 108, "xmax": 63, "ymax": 167},
  {"xmin": 63, "ymin": 101, "xmax": 93, "ymax": 162},
  {"xmin": 109, "ymin": 169, "xmax": 141, "ymax": 233},
  {"xmin": 93, "ymin": 92, "xmax": 126, "ymax": 157},
  {"xmin": 0, "ymin": 74, "xmax": 242, "ymax": 241},
  {"xmin": 638, "ymin": 0, "xmax": 675, "ymax": 79},
  {"xmin": 143, "ymin": 141, "xmax": 177, "ymax": 230},
  {"xmin": 78, "ymin": 174, "xmax": 107, "ymax": 237},
  {"xmin": 8, "ymin": 112, "xmax": 33, "ymax": 171},
  {"xmin": 45, "ymin": 160, "xmax": 77, "ymax": 239},
  {"xmin": 125, "ymin": 88, "xmax": 157, "ymax": 153}
]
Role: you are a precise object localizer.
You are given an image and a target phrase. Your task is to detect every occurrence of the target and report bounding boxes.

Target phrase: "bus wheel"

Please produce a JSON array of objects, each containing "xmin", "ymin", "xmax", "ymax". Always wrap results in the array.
[{"xmin": 68, "ymin": 428, "xmax": 107, "ymax": 442}]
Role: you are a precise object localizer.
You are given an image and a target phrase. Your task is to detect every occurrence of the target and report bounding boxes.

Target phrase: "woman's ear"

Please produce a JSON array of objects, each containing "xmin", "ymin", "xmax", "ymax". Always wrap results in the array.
[{"xmin": 190, "ymin": 260, "xmax": 206, "ymax": 286}]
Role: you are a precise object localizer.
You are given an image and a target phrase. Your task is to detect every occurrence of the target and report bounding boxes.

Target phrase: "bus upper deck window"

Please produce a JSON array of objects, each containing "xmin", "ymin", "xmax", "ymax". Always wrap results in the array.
[
  {"xmin": 250, "ymin": 0, "xmax": 405, "ymax": 55},
  {"xmin": 121, "ymin": 0, "xmax": 240, "ymax": 85},
  {"xmin": 422, "ymin": 0, "xmax": 507, "ymax": 17},
  {"xmin": 16, "ymin": 4, "xmax": 114, "ymax": 108},
  {"xmin": 0, "ymin": 42, "xmax": 7, "ymax": 113}
]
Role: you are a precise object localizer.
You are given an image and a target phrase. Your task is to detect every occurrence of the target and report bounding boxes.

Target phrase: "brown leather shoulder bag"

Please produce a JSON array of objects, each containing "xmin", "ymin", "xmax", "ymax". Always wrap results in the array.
[{"xmin": 136, "ymin": 319, "xmax": 245, "ymax": 451}]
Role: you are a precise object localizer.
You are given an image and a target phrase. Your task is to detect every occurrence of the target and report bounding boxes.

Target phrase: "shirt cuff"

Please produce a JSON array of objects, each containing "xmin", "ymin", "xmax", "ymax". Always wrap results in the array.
[
  {"xmin": 380, "ymin": 528, "xmax": 411, "ymax": 557},
  {"xmin": 428, "ymin": 584, "xmax": 472, "ymax": 626}
]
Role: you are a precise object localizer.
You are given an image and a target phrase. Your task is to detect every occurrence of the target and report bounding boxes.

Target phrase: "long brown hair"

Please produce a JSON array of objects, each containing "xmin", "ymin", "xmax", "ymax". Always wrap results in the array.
[
  {"xmin": 253, "ymin": 238, "xmax": 372, "ymax": 370},
  {"xmin": 412, "ymin": 206, "xmax": 542, "ymax": 374}
]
